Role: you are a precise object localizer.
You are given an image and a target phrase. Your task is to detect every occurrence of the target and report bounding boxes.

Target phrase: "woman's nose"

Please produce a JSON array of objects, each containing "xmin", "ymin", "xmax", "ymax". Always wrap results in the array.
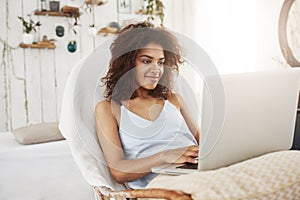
[
  {"xmin": 150, "ymin": 64, "xmax": 160, "ymax": 73},
  {"xmin": 151, "ymin": 62, "xmax": 161, "ymax": 70}
]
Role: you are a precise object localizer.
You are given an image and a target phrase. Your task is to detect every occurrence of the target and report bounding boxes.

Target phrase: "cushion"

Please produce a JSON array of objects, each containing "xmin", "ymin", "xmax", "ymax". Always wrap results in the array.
[
  {"xmin": 12, "ymin": 122, "xmax": 65, "ymax": 145},
  {"xmin": 147, "ymin": 150, "xmax": 300, "ymax": 199}
]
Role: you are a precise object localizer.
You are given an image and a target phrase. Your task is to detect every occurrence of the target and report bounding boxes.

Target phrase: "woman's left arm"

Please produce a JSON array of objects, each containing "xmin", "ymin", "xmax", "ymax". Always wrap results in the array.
[{"xmin": 170, "ymin": 94, "xmax": 200, "ymax": 143}]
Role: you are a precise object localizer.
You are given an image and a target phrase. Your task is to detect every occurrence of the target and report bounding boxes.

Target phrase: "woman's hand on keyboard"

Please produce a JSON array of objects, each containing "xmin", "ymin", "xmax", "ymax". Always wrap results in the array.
[{"xmin": 160, "ymin": 145, "xmax": 199, "ymax": 164}]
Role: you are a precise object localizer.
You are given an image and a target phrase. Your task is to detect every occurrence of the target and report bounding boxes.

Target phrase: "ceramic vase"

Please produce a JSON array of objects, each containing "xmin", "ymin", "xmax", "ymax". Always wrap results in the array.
[{"xmin": 22, "ymin": 33, "xmax": 34, "ymax": 44}]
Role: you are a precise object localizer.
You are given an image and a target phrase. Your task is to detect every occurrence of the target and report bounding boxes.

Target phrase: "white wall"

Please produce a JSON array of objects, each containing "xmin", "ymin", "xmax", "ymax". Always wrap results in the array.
[
  {"xmin": 256, "ymin": 0, "xmax": 286, "ymax": 70},
  {"xmin": 0, "ymin": 0, "xmax": 186, "ymax": 131},
  {"xmin": 194, "ymin": 0, "xmax": 286, "ymax": 74},
  {"xmin": 0, "ymin": 0, "xmax": 288, "ymax": 131}
]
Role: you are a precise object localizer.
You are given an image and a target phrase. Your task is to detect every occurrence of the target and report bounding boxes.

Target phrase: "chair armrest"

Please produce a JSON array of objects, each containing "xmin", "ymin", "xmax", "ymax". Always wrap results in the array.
[{"xmin": 93, "ymin": 186, "xmax": 192, "ymax": 200}]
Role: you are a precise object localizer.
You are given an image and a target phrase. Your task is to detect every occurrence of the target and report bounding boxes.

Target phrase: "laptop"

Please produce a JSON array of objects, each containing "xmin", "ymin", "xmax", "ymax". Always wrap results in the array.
[{"xmin": 151, "ymin": 69, "xmax": 300, "ymax": 175}]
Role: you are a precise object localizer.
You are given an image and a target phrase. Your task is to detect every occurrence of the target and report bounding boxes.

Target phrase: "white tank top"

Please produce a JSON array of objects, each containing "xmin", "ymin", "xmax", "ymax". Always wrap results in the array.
[{"xmin": 119, "ymin": 100, "xmax": 197, "ymax": 189}]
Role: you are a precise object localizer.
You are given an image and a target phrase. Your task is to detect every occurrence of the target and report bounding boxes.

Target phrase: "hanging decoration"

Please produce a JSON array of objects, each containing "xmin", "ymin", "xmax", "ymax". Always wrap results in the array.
[
  {"xmin": 65, "ymin": 11, "xmax": 79, "ymax": 53},
  {"xmin": 88, "ymin": 24, "xmax": 97, "ymax": 37},
  {"xmin": 87, "ymin": 2, "xmax": 97, "ymax": 37},
  {"xmin": 55, "ymin": 25, "xmax": 65, "ymax": 37},
  {"xmin": 67, "ymin": 40, "xmax": 77, "ymax": 53}
]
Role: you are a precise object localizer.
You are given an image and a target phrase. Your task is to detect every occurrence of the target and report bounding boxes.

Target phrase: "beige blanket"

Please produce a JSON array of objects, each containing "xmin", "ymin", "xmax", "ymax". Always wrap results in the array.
[{"xmin": 147, "ymin": 150, "xmax": 300, "ymax": 200}]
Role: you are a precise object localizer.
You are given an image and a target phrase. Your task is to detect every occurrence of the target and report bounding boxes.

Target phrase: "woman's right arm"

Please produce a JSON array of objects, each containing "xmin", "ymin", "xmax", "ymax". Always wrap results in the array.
[{"xmin": 95, "ymin": 100, "xmax": 198, "ymax": 183}]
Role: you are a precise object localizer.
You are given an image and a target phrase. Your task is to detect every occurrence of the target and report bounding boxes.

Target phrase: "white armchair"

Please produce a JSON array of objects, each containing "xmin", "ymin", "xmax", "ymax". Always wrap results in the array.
[{"xmin": 58, "ymin": 38, "xmax": 197, "ymax": 199}]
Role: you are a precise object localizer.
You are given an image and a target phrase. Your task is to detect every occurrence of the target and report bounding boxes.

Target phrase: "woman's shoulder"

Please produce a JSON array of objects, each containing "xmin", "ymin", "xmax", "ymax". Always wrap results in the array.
[
  {"xmin": 95, "ymin": 99, "xmax": 121, "ymax": 121},
  {"xmin": 95, "ymin": 99, "xmax": 120, "ymax": 112},
  {"xmin": 167, "ymin": 93, "xmax": 183, "ymax": 110},
  {"xmin": 95, "ymin": 101, "xmax": 110, "ymax": 120},
  {"xmin": 95, "ymin": 99, "xmax": 110, "ymax": 110}
]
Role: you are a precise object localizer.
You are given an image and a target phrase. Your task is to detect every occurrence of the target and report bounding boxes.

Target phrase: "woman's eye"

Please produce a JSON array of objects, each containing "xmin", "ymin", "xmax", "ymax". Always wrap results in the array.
[
  {"xmin": 142, "ymin": 60, "xmax": 151, "ymax": 64},
  {"xmin": 158, "ymin": 61, "xmax": 164, "ymax": 66}
]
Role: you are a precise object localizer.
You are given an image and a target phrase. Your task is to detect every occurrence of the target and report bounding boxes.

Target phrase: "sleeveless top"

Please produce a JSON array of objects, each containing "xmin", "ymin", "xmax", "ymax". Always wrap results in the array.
[{"xmin": 119, "ymin": 100, "xmax": 197, "ymax": 189}]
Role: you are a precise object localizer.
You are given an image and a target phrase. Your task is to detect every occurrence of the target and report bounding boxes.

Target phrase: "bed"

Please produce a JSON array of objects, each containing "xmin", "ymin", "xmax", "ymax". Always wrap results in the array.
[{"xmin": 0, "ymin": 131, "xmax": 94, "ymax": 200}]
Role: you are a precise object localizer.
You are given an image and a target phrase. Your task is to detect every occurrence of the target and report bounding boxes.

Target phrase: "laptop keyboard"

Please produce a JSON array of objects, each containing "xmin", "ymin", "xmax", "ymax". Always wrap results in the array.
[{"xmin": 176, "ymin": 163, "xmax": 198, "ymax": 170}]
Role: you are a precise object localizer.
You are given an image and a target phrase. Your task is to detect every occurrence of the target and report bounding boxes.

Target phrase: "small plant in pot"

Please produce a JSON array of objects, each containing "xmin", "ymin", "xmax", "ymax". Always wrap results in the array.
[{"xmin": 18, "ymin": 15, "xmax": 41, "ymax": 44}]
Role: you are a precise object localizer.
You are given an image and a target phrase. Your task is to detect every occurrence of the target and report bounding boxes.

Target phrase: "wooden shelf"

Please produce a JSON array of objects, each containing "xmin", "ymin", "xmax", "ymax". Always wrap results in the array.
[
  {"xmin": 19, "ymin": 42, "xmax": 56, "ymax": 49},
  {"xmin": 34, "ymin": 10, "xmax": 80, "ymax": 18},
  {"xmin": 97, "ymin": 27, "xmax": 118, "ymax": 36},
  {"xmin": 85, "ymin": 0, "xmax": 107, "ymax": 6}
]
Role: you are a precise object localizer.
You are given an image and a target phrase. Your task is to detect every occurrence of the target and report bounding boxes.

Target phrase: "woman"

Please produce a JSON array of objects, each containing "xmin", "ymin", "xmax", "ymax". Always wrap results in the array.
[{"xmin": 95, "ymin": 21, "xmax": 200, "ymax": 189}]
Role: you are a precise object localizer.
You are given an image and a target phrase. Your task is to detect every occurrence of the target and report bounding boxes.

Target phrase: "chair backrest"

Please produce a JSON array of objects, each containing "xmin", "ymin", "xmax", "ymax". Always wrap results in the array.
[
  {"xmin": 59, "ymin": 32, "xmax": 219, "ymax": 190},
  {"xmin": 59, "ymin": 38, "xmax": 126, "ymax": 190}
]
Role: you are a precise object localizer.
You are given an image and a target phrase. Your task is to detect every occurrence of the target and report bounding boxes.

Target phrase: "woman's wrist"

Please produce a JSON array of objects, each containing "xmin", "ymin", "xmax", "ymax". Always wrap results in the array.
[{"xmin": 157, "ymin": 150, "xmax": 169, "ymax": 164}]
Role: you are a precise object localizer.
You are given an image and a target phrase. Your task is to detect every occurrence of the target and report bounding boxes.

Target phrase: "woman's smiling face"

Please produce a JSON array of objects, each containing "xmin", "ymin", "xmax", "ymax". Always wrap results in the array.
[{"xmin": 135, "ymin": 43, "xmax": 165, "ymax": 90}]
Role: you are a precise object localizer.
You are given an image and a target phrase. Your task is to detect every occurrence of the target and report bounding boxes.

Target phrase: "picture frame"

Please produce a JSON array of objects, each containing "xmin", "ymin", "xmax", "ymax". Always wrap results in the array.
[{"xmin": 117, "ymin": 0, "xmax": 131, "ymax": 14}]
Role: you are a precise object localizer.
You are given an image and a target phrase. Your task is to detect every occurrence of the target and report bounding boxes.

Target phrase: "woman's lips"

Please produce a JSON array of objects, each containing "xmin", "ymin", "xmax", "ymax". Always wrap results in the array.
[{"xmin": 145, "ymin": 75, "xmax": 159, "ymax": 82}]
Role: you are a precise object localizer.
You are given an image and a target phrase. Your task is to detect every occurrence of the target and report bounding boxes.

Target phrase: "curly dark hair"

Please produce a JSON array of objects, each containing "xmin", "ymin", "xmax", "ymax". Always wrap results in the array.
[{"xmin": 101, "ymin": 21, "xmax": 183, "ymax": 102}]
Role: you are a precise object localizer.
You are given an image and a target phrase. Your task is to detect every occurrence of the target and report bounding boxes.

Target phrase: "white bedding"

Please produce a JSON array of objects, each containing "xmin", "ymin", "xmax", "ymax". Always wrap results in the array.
[{"xmin": 0, "ymin": 132, "xmax": 94, "ymax": 200}]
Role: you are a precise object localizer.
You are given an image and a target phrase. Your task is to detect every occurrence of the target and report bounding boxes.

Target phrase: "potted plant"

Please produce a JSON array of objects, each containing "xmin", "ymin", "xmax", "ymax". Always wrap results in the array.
[
  {"xmin": 144, "ymin": 0, "xmax": 165, "ymax": 26},
  {"xmin": 18, "ymin": 15, "xmax": 41, "ymax": 44}
]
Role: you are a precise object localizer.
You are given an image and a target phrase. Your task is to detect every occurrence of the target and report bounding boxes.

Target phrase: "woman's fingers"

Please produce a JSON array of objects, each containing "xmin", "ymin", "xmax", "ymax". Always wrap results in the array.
[
  {"xmin": 174, "ymin": 145, "xmax": 199, "ymax": 163},
  {"xmin": 184, "ymin": 156, "xmax": 198, "ymax": 164},
  {"xmin": 184, "ymin": 145, "xmax": 199, "ymax": 156},
  {"xmin": 183, "ymin": 146, "xmax": 199, "ymax": 163},
  {"xmin": 161, "ymin": 145, "xmax": 199, "ymax": 164}
]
